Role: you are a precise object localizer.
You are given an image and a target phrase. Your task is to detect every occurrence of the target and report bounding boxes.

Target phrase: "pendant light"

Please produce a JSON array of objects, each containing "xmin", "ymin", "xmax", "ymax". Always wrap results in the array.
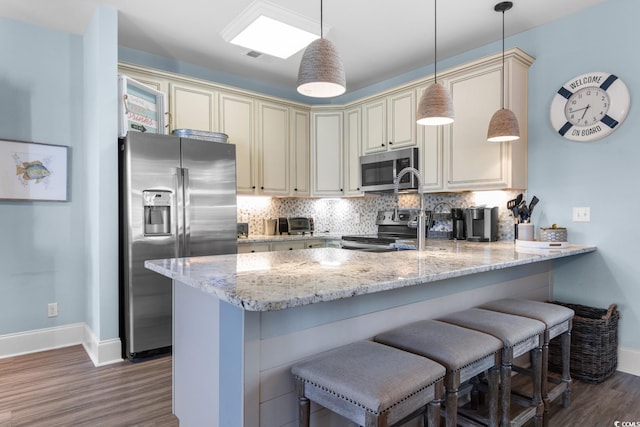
[
  {"xmin": 416, "ymin": 0, "xmax": 454, "ymax": 126},
  {"xmin": 296, "ymin": 0, "xmax": 345, "ymax": 98},
  {"xmin": 487, "ymin": 1, "xmax": 520, "ymax": 142}
]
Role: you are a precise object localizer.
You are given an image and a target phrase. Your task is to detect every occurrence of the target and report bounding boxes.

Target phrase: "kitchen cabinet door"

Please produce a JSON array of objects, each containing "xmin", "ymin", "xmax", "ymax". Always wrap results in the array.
[
  {"xmin": 387, "ymin": 89, "xmax": 416, "ymax": 150},
  {"xmin": 290, "ymin": 108, "xmax": 310, "ymax": 196},
  {"xmin": 169, "ymin": 82, "xmax": 217, "ymax": 133},
  {"xmin": 344, "ymin": 106, "xmax": 363, "ymax": 196},
  {"xmin": 311, "ymin": 111, "xmax": 343, "ymax": 197},
  {"xmin": 219, "ymin": 92, "xmax": 255, "ymax": 194},
  {"xmin": 362, "ymin": 98, "xmax": 387, "ymax": 153},
  {"xmin": 417, "ymin": 83, "xmax": 445, "ymax": 192},
  {"xmin": 257, "ymin": 101, "xmax": 289, "ymax": 196},
  {"xmin": 362, "ymin": 89, "xmax": 417, "ymax": 154},
  {"xmin": 443, "ymin": 54, "xmax": 529, "ymax": 191}
]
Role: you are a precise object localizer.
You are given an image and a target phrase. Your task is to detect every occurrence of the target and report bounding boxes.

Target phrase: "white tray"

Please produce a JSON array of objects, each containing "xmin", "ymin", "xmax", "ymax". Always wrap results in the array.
[{"xmin": 516, "ymin": 240, "xmax": 568, "ymax": 249}]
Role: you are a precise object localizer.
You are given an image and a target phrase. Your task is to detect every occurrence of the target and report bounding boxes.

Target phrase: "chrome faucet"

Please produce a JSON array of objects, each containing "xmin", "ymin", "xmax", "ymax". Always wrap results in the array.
[{"xmin": 393, "ymin": 167, "xmax": 426, "ymax": 251}]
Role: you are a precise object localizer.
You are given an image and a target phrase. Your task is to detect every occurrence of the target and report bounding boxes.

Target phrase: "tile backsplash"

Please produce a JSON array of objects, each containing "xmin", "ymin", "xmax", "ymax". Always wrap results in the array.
[{"xmin": 238, "ymin": 190, "xmax": 524, "ymax": 241}]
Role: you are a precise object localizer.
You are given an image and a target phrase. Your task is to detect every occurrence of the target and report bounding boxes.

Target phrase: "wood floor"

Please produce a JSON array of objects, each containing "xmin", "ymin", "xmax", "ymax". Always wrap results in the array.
[{"xmin": 0, "ymin": 345, "xmax": 639, "ymax": 426}]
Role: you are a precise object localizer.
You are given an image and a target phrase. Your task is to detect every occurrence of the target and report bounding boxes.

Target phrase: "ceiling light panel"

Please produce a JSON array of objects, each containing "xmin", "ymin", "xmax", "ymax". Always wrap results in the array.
[{"xmin": 221, "ymin": 0, "xmax": 325, "ymax": 59}]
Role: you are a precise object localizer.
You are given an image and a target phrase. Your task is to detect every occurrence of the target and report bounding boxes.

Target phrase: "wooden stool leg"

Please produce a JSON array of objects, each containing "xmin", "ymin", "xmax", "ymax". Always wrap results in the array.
[
  {"xmin": 488, "ymin": 366, "xmax": 500, "ymax": 427},
  {"xmin": 532, "ymin": 345, "xmax": 544, "ymax": 427},
  {"xmin": 295, "ymin": 379, "xmax": 310, "ymax": 427},
  {"xmin": 500, "ymin": 358, "xmax": 512, "ymax": 427},
  {"xmin": 427, "ymin": 380, "xmax": 443, "ymax": 427},
  {"xmin": 561, "ymin": 330, "xmax": 572, "ymax": 408},
  {"xmin": 541, "ymin": 333, "xmax": 551, "ymax": 427}
]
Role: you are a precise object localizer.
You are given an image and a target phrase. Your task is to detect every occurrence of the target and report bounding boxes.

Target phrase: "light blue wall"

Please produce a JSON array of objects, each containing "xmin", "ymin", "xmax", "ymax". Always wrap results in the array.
[
  {"xmin": 0, "ymin": 18, "xmax": 87, "ymax": 334},
  {"xmin": 83, "ymin": 6, "xmax": 119, "ymax": 341}
]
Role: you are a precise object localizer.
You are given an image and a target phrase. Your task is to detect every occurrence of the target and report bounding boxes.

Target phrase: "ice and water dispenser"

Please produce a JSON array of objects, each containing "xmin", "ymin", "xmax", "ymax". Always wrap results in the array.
[{"xmin": 143, "ymin": 190, "xmax": 172, "ymax": 235}]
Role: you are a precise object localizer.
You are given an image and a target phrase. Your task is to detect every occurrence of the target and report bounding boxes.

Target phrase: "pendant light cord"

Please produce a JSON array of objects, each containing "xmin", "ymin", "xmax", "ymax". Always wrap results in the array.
[
  {"xmin": 501, "ymin": 7, "xmax": 505, "ymax": 109},
  {"xmin": 320, "ymin": 0, "xmax": 324, "ymax": 39},
  {"xmin": 434, "ymin": 0, "xmax": 438, "ymax": 83}
]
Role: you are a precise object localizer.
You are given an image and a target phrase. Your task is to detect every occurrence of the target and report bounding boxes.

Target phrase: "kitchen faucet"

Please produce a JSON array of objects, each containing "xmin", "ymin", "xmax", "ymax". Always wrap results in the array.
[{"xmin": 393, "ymin": 167, "xmax": 426, "ymax": 252}]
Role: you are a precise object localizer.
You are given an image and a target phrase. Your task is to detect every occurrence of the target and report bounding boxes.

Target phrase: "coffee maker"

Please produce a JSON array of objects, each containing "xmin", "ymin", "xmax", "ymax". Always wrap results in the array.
[
  {"xmin": 451, "ymin": 208, "xmax": 466, "ymax": 240},
  {"xmin": 465, "ymin": 207, "xmax": 499, "ymax": 242}
]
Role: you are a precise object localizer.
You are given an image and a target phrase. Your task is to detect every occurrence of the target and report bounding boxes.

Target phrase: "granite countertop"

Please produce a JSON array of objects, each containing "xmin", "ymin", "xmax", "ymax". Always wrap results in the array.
[
  {"xmin": 238, "ymin": 233, "xmax": 343, "ymax": 243},
  {"xmin": 145, "ymin": 240, "xmax": 596, "ymax": 312}
]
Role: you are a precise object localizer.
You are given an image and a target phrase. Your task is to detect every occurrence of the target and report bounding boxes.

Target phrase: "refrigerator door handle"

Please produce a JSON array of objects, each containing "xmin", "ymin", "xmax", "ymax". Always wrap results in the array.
[
  {"xmin": 176, "ymin": 167, "xmax": 185, "ymax": 256},
  {"xmin": 183, "ymin": 167, "xmax": 191, "ymax": 257}
]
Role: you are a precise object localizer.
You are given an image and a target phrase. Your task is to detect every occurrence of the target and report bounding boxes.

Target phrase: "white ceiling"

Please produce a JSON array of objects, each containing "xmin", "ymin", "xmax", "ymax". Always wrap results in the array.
[{"xmin": 1, "ymin": 0, "xmax": 607, "ymax": 94}]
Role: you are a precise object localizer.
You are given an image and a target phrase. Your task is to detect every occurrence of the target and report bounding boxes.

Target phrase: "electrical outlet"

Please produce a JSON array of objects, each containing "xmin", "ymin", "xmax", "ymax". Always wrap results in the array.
[
  {"xmin": 572, "ymin": 207, "xmax": 591, "ymax": 222},
  {"xmin": 48, "ymin": 302, "xmax": 58, "ymax": 318}
]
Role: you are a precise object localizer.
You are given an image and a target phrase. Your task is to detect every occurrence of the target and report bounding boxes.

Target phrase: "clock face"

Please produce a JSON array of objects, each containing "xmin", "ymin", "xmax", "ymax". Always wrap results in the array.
[
  {"xmin": 550, "ymin": 72, "xmax": 630, "ymax": 142},
  {"xmin": 564, "ymin": 87, "xmax": 610, "ymax": 126}
]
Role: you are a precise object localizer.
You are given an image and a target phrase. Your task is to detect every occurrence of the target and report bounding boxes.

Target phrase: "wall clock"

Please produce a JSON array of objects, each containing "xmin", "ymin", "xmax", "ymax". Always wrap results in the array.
[{"xmin": 550, "ymin": 72, "xmax": 630, "ymax": 141}]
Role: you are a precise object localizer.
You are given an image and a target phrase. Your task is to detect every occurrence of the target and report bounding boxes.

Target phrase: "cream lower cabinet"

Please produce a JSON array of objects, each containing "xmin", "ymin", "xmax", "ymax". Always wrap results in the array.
[
  {"xmin": 271, "ymin": 241, "xmax": 306, "ymax": 251},
  {"xmin": 237, "ymin": 243, "xmax": 271, "ymax": 254},
  {"xmin": 311, "ymin": 111, "xmax": 343, "ymax": 197},
  {"xmin": 420, "ymin": 49, "xmax": 533, "ymax": 192}
]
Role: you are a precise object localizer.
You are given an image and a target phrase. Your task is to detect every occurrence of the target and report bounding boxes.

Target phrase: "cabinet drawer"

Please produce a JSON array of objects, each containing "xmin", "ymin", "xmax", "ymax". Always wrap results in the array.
[
  {"xmin": 238, "ymin": 243, "xmax": 271, "ymax": 253},
  {"xmin": 271, "ymin": 241, "xmax": 306, "ymax": 251}
]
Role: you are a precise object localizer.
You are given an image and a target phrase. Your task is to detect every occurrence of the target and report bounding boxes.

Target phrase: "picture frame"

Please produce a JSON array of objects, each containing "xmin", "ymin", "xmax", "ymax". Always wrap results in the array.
[
  {"xmin": 118, "ymin": 75, "xmax": 166, "ymax": 138},
  {"xmin": 0, "ymin": 139, "xmax": 69, "ymax": 201}
]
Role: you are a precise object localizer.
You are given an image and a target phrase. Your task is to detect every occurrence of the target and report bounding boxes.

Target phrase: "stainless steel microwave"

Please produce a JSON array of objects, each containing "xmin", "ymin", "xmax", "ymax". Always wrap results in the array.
[{"xmin": 360, "ymin": 147, "xmax": 419, "ymax": 192}]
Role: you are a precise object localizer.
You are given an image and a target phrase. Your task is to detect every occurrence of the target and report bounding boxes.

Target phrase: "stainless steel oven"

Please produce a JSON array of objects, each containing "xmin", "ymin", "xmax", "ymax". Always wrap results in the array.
[
  {"xmin": 341, "ymin": 209, "xmax": 432, "ymax": 252},
  {"xmin": 360, "ymin": 147, "xmax": 419, "ymax": 192}
]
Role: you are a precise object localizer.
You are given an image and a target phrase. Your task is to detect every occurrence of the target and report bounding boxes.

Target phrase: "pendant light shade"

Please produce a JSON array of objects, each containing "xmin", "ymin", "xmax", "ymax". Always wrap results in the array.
[
  {"xmin": 296, "ymin": 0, "xmax": 345, "ymax": 98},
  {"xmin": 487, "ymin": 1, "xmax": 520, "ymax": 142},
  {"xmin": 417, "ymin": 82, "xmax": 454, "ymax": 125},
  {"xmin": 416, "ymin": 0, "xmax": 454, "ymax": 126},
  {"xmin": 297, "ymin": 38, "xmax": 345, "ymax": 97},
  {"xmin": 487, "ymin": 108, "xmax": 520, "ymax": 141}
]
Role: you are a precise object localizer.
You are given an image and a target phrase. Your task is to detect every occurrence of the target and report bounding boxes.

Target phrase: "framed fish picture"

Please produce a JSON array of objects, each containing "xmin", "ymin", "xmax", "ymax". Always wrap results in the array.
[{"xmin": 0, "ymin": 139, "xmax": 68, "ymax": 201}]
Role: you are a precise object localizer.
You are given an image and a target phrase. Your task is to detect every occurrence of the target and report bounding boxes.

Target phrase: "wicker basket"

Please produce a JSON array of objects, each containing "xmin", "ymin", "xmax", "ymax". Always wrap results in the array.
[{"xmin": 548, "ymin": 302, "xmax": 619, "ymax": 384}]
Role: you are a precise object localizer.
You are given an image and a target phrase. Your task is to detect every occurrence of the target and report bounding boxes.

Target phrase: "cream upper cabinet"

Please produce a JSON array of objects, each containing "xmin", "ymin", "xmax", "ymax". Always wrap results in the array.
[
  {"xmin": 311, "ymin": 111, "xmax": 343, "ymax": 197},
  {"xmin": 418, "ymin": 49, "xmax": 532, "ymax": 193},
  {"xmin": 362, "ymin": 98, "xmax": 387, "ymax": 153},
  {"xmin": 416, "ymin": 84, "xmax": 445, "ymax": 192},
  {"xmin": 362, "ymin": 89, "xmax": 417, "ymax": 154},
  {"xmin": 344, "ymin": 106, "xmax": 363, "ymax": 196},
  {"xmin": 290, "ymin": 108, "xmax": 310, "ymax": 196},
  {"xmin": 219, "ymin": 92, "xmax": 255, "ymax": 194},
  {"xmin": 169, "ymin": 82, "xmax": 217, "ymax": 133},
  {"xmin": 257, "ymin": 101, "xmax": 289, "ymax": 196}
]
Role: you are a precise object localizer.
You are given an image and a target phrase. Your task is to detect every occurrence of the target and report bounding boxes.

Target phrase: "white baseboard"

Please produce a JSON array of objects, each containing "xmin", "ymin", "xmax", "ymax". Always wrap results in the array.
[
  {"xmin": 0, "ymin": 323, "xmax": 122, "ymax": 367},
  {"xmin": 618, "ymin": 346, "xmax": 640, "ymax": 377}
]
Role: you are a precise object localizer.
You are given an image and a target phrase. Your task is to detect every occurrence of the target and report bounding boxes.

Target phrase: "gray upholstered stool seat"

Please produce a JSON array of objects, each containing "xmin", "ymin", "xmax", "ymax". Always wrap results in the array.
[
  {"xmin": 291, "ymin": 340, "xmax": 445, "ymax": 427},
  {"xmin": 375, "ymin": 319, "xmax": 502, "ymax": 427},
  {"xmin": 438, "ymin": 308, "xmax": 546, "ymax": 427},
  {"xmin": 480, "ymin": 298, "xmax": 575, "ymax": 425}
]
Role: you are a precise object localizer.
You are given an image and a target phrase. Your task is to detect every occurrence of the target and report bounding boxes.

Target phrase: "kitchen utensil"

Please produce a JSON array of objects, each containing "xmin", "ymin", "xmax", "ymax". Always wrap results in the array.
[
  {"xmin": 528, "ymin": 196, "xmax": 539, "ymax": 215},
  {"xmin": 518, "ymin": 200, "xmax": 530, "ymax": 222}
]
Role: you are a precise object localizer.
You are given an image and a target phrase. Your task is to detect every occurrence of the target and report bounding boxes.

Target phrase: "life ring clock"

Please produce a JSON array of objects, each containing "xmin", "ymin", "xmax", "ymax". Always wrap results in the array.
[{"xmin": 550, "ymin": 71, "xmax": 630, "ymax": 142}]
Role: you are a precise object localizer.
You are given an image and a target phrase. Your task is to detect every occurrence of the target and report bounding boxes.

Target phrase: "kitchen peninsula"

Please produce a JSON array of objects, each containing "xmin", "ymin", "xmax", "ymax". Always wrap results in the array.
[{"xmin": 145, "ymin": 241, "xmax": 595, "ymax": 427}]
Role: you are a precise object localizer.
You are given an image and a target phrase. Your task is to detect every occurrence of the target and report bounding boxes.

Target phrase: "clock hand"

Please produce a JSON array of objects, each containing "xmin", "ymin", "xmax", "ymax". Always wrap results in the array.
[
  {"xmin": 580, "ymin": 104, "xmax": 591, "ymax": 120},
  {"xmin": 570, "ymin": 106, "xmax": 589, "ymax": 113}
]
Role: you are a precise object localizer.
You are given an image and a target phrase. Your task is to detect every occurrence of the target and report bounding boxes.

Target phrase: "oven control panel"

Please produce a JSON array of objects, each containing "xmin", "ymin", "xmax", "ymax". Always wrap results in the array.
[{"xmin": 376, "ymin": 209, "xmax": 420, "ymax": 226}]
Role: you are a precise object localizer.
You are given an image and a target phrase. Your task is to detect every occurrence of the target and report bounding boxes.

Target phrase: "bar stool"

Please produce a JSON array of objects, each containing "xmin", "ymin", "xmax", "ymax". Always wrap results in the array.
[
  {"xmin": 479, "ymin": 298, "xmax": 574, "ymax": 426},
  {"xmin": 375, "ymin": 319, "xmax": 502, "ymax": 427},
  {"xmin": 438, "ymin": 308, "xmax": 546, "ymax": 427},
  {"xmin": 291, "ymin": 340, "xmax": 445, "ymax": 427}
]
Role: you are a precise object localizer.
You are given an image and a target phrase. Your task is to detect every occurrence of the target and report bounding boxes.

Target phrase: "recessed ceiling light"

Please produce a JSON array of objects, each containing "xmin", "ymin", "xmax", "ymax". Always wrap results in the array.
[
  {"xmin": 221, "ymin": 0, "xmax": 325, "ymax": 59},
  {"xmin": 230, "ymin": 15, "xmax": 318, "ymax": 59}
]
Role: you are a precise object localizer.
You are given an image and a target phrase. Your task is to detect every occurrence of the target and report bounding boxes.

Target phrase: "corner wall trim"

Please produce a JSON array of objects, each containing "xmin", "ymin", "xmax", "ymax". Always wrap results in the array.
[
  {"xmin": 618, "ymin": 346, "xmax": 640, "ymax": 377},
  {"xmin": 0, "ymin": 323, "xmax": 122, "ymax": 367}
]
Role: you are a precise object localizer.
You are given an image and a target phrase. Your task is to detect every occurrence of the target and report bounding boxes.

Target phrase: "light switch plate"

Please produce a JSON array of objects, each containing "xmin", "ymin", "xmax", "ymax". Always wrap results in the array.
[{"xmin": 573, "ymin": 207, "xmax": 590, "ymax": 222}]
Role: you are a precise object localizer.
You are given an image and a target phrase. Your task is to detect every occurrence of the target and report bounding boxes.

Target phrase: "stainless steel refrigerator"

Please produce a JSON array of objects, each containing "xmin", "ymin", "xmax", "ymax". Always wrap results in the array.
[{"xmin": 119, "ymin": 131, "xmax": 237, "ymax": 359}]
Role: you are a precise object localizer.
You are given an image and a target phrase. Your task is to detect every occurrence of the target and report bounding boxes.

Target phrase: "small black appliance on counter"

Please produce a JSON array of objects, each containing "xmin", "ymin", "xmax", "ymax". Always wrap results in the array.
[{"xmin": 465, "ymin": 207, "xmax": 499, "ymax": 242}]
